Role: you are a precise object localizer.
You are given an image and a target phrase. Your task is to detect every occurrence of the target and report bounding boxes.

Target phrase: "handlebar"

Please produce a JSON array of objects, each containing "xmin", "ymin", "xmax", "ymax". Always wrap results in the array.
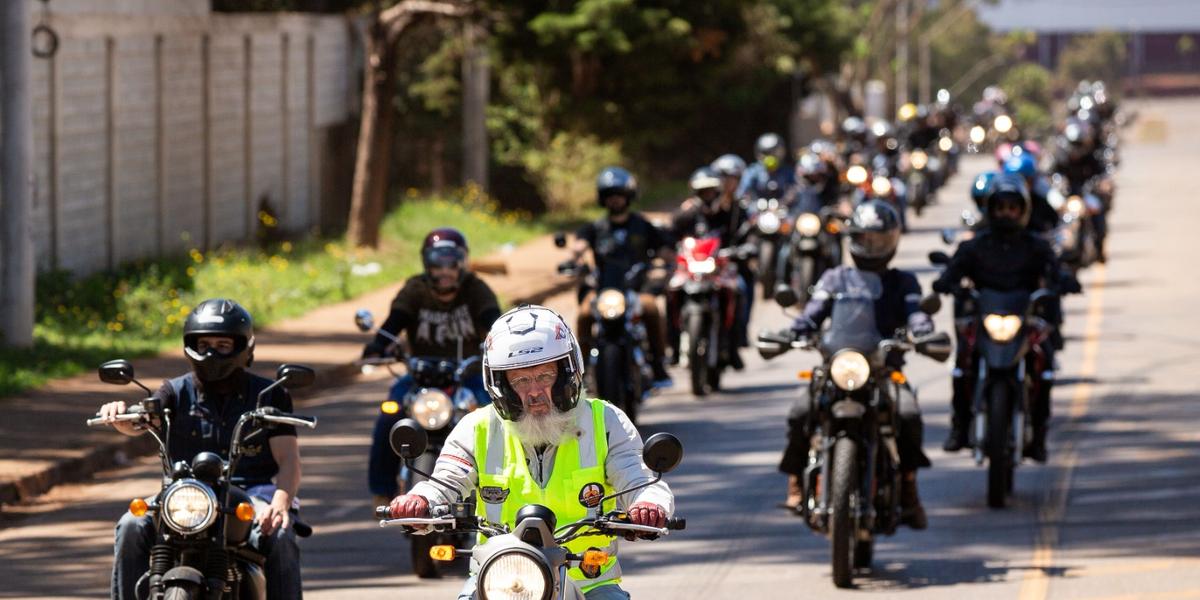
[{"xmin": 86, "ymin": 412, "xmax": 146, "ymax": 427}]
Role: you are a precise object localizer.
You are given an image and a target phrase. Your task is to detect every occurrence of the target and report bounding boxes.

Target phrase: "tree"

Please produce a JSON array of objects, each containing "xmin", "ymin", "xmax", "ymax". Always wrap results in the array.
[
  {"xmin": 1055, "ymin": 31, "xmax": 1127, "ymax": 96},
  {"xmin": 1001, "ymin": 62, "xmax": 1053, "ymax": 135}
]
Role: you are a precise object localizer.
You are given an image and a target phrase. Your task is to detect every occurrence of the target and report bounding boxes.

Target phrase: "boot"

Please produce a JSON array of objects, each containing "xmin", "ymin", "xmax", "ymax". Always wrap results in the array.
[
  {"xmin": 651, "ymin": 358, "xmax": 673, "ymax": 388},
  {"xmin": 943, "ymin": 420, "xmax": 969, "ymax": 452},
  {"xmin": 729, "ymin": 348, "xmax": 745, "ymax": 371},
  {"xmin": 1024, "ymin": 425, "xmax": 1048, "ymax": 463},
  {"xmin": 900, "ymin": 472, "xmax": 928, "ymax": 530},
  {"xmin": 780, "ymin": 474, "xmax": 803, "ymax": 512}
]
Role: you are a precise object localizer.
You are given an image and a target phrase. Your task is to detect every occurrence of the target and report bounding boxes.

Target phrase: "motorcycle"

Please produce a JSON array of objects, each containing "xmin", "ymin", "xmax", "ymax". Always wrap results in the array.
[
  {"xmin": 86, "ymin": 360, "xmax": 317, "ymax": 600},
  {"xmin": 929, "ymin": 251, "xmax": 1056, "ymax": 508},
  {"xmin": 376, "ymin": 419, "xmax": 686, "ymax": 600},
  {"xmin": 757, "ymin": 291, "xmax": 951, "ymax": 588},
  {"xmin": 353, "ymin": 309, "xmax": 482, "ymax": 577},
  {"xmin": 747, "ymin": 194, "xmax": 794, "ymax": 299},
  {"xmin": 772, "ymin": 193, "xmax": 844, "ymax": 306},
  {"xmin": 669, "ymin": 234, "xmax": 751, "ymax": 396},
  {"xmin": 847, "ymin": 163, "xmax": 908, "ymax": 230},
  {"xmin": 902, "ymin": 147, "xmax": 937, "ymax": 217}
]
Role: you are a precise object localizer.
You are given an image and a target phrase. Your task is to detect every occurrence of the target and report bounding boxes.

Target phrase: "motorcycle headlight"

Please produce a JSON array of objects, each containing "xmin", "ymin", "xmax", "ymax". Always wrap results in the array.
[
  {"xmin": 410, "ymin": 388, "xmax": 453, "ymax": 430},
  {"xmin": 596, "ymin": 289, "xmax": 627, "ymax": 320},
  {"xmin": 983, "ymin": 314, "xmax": 1022, "ymax": 342},
  {"xmin": 994, "ymin": 114, "xmax": 1013, "ymax": 134},
  {"xmin": 479, "ymin": 550, "xmax": 551, "ymax": 600},
  {"xmin": 871, "ymin": 176, "xmax": 892, "ymax": 197},
  {"xmin": 830, "ymin": 350, "xmax": 871, "ymax": 391},
  {"xmin": 162, "ymin": 479, "xmax": 218, "ymax": 534},
  {"xmin": 970, "ymin": 126, "xmax": 986, "ymax": 144},
  {"xmin": 846, "ymin": 165, "xmax": 868, "ymax": 185},
  {"xmin": 689, "ymin": 257, "xmax": 716, "ymax": 275},
  {"xmin": 796, "ymin": 213, "xmax": 822, "ymax": 237},
  {"xmin": 1065, "ymin": 195, "xmax": 1085, "ymax": 217},
  {"xmin": 938, "ymin": 136, "xmax": 954, "ymax": 152},
  {"xmin": 757, "ymin": 211, "xmax": 781, "ymax": 234},
  {"xmin": 910, "ymin": 149, "xmax": 928, "ymax": 170}
]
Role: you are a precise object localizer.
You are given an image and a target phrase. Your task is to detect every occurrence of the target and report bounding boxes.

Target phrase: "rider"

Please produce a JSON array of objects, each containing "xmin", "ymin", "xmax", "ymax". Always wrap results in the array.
[
  {"xmin": 795, "ymin": 142, "xmax": 842, "ymax": 211},
  {"xmin": 1050, "ymin": 116, "xmax": 1112, "ymax": 262},
  {"xmin": 711, "ymin": 153, "xmax": 749, "ymax": 207},
  {"xmin": 386, "ymin": 305, "xmax": 675, "ymax": 599},
  {"xmin": 566, "ymin": 166, "xmax": 673, "ymax": 385},
  {"xmin": 1002, "ymin": 151, "xmax": 1059, "ymax": 235},
  {"xmin": 775, "ymin": 200, "xmax": 933, "ymax": 529},
  {"xmin": 934, "ymin": 174, "xmax": 1076, "ymax": 462},
  {"xmin": 738, "ymin": 132, "xmax": 797, "ymax": 201},
  {"xmin": 362, "ymin": 228, "xmax": 501, "ymax": 506},
  {"xmin": 97, "ymin": 299, "xmax": 304, "ymax": 599}
]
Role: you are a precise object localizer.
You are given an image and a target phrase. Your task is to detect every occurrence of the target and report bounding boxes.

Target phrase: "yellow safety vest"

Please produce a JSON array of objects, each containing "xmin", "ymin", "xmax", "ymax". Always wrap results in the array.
[{"xmin": 474, "ymin": 398, "xmax": 620, "ymax": 592}]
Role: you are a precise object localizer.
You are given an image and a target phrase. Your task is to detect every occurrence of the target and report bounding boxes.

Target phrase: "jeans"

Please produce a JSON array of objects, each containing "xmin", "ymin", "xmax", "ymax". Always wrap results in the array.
[
  {"xmin": 458, "ymin": 577, "xmax": 630, "ymax": 600},
  {"xmin": 368, "ymin": 374, "xmax": 489, "ymax": 497},
  {"xmin": 112, "ymin": 491, "xmax": 302, "ymax": 600}
]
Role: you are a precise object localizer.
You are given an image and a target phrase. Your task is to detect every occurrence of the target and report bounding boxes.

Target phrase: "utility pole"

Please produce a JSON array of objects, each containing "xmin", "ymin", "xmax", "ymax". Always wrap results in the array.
[
  {"xmin": 1, "ymin": 0, "xmax": 36, "ymax": 348},
  {"xmin": 461, "ymin": 20, "xmax": 489, "ymax": 192},
  {"xmin": 895, "ymin": 0, "xmax": 909, "ymax": 111}
]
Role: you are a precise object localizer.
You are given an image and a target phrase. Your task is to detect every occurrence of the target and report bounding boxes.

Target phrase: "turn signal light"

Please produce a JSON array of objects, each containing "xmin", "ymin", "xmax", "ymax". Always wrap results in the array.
[
  {"xmin": 380, "ymin": 401, "xmax": 400, "ymax": 415},
  {"xmin": 890, "ymin": 371, "xmax": 907, "ymax": 385},
  {"xmin": 129, "ymin": 498, "xmax": 149, "ymax": 517},
  {"xmin": 797, "ymin": 370, "xmax": 813, "ymax": 381},
  {"xmin": 826, "ymin": 221, "xmax": 841, "ymax": 234},
  {"xmin": 430, "ymin": 545, "xmax": 456, "ymax": 561},
  {"xmin": 582, "ymin": 549, "xmax": 609, "ymax": 567},
  {"xmin": 236, "ymin": 502, "xmax": 256, "ymax": 522}
]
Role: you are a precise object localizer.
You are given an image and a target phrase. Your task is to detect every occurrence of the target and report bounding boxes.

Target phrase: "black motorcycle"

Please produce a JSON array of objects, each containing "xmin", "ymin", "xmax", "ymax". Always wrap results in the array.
[
  {"xmin": 353, "ymin": 309, "xmax": 482, "ymax": 577},
  {"xmin": 757, "ymin": 293, "xmax": 950, "ymax": 588},
  {"xmin": 773, "ymin": 195, "xmax": 843, "ymax": 306},
  {"xmin": 87, "ymin": 360, "xmax": 317, "ymax": 600},
  {"xmin": 747, "ymin": 194, "xmax": 792, "ymax": 299}
]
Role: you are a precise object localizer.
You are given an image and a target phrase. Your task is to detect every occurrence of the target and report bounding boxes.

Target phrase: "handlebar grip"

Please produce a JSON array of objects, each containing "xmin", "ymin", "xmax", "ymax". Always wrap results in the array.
[
  {"xmin": 375, "ymin": 506, "xmax": 391, "ymax": 520},
  {"xmin": 666, "ymin": 517, "xmax": 686, "ymax": 531}
]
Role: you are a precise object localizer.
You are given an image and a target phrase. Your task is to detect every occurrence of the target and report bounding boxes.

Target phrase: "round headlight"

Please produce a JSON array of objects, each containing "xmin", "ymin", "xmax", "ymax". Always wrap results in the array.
[
  {"xmin": 596, "ymin": 289, "xmax": 627, "ymax": 320},
  {"xmin": 983, "ymin": 314, "xmax": 1022, "ymax": 342},
  {"xmin": 910, "ymin": 149, "xmax": 928, "ymax": 170},
  {"xmin": 410, "ymin": 388, "xmax": 453, "ymax": 430},
  {"xmin": 938, "ymin": 136, "xmax": 954, "ymax": 152},
  {"xmin": 970, "ymin": 126, "xmax": 986, "ymax": 144},
  {"xmin": 830, "ymin": 350, "xmax": 871, "ymax": 391},
  {"xmin": 1065, "ymin": 196, "xmax": 1085, "ymax": 216},
  {"xmin": 846, "ymin": 165, "xmax": 868, "ymax": 185},
  {"xmin": 796, "ymin": 213, "xmax": 822, "ymax": 237},
  {"xmin": 994, "ymin": 114, "xmax": 1013, "ymax": 134},
  {"xmin": 162, "ymin": 480, "xmax": 218, "ymax": 534},
  {"xmin": 480, "ymin": 551, "xmax": 550, "ymax": 600},
  {"xmin": 871, "ymin": 176, "xmax": 893, "ymax": 197},
  {"xmin": 757, "ymin": 211, "xmax": 781, "ymax": 234},
  {"xmin": 689, "ymin": 257, "xmax": 716, "ymax": 275}
]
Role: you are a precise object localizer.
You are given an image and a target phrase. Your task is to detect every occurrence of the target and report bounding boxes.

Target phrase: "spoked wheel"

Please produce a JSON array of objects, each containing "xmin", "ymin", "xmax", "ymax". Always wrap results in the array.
[
  {"xmin": 687, "ymin": 313, "xmax": 708, "ymax": 397},
  {"xmin": 830, "ymin": 437, "xmax": 859, "ymax": 588},
  {"xmin": 987, "ymin": 381, "xmax": 1014, "ymax": 509}
]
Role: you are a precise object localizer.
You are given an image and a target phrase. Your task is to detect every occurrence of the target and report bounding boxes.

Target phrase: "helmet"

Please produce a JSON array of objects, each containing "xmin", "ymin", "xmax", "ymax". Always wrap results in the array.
[
  {"xmin": 795, "ymin": 150, "xmax": 829, "ymax": 183},
  {"xmin": 1003, "ymin": 151, "xmax": 1037, "ymax": 179},
  {"xmin": 1063, "ymin": 117, "xmax": 1092, "ymax": 146},
  {"xmin": 688, "ymin": 167, "xmax": 722, "ymax": 206},
  {"xmin": 596, "ymin": 166, "xmax": 638, "ymax": 206},
  {"xmin": 710, "ymin": 153, "xmax": 747, "ymax": 179},
  {"xmin": 846, "ymin": 200, "xmax": 901, "ymax": 272},
  {"xmin": 970, "ymin": 171, "xmax": 997, "ymax": 209},
  {"xmin": 841, "ymin": 116, "xmax": 867, "ymax": 139},
  {"xmin": 754, "ymin": 133, "xmax": 786, "ymax": 169},
  {"xmin": 421, "ymin": 228, "xmax": 469, "ymax": 293},
  {"xmin": 985, "ymin": 172, "xmax": 1031, "ymax": 233},
  {"xmin": 183, "ymin": 299, "xmax": 255, "ymax": 383},
  {"xmin": 482, "ymin": 305, "xmax": 585, "ymax": 421}
]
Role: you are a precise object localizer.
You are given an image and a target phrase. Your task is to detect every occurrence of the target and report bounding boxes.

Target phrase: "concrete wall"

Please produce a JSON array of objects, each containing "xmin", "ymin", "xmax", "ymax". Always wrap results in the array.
[{"xmin": 7, "ymin": 6, "xmax": 355, "ymax": 275}]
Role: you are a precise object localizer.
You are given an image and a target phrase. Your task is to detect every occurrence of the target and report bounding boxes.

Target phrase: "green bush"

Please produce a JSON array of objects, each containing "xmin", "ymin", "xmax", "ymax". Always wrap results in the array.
[
  {"xmin": 1056, "ymin": 31, "xmax": 1127, "ymax": 96},
  {"xmin": 1001, "ymin": 62, "xmax": 1054, "ymax": 136}
]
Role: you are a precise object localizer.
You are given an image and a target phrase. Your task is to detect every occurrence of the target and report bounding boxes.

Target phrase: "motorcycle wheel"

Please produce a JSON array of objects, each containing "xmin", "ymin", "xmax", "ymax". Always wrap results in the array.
[
  {"xmin": 759, "ymin": 241, "xmax": 776, "ymax": 300},
  {"xmin": 854, "ymin": 539, "xmax": 874, "ymax": 569},
  {"xmin": 410, "ymin": 452, "xmax": 442, "ymax": 579},
  {"xmin": 163, "ymin": 586, "xmax": 198, "ymax": 600},
  {"xmin": 830, "ymin": 437, "xmax": 858, "ymax": 589},
  {"xmin": 598, "ymin": 344, "xmax": 636, "ymax": 424},
  {"xmin": 687, "ymin": 312, "xmax": 708, "ymax": 397},
  {"xmin": 986, "ymin": 381, "xmax": 1014, "ymax": 509},
  {"xmin": 793, "ymin": 255, "xmax": 815, "ymax": 305}
]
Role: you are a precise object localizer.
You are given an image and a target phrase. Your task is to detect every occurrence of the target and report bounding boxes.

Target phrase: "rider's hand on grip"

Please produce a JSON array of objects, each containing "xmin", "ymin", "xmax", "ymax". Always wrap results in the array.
[
  {"xmin": 625, "ymin": 502, "xmax": 666, "ymax": 541},
  {"xmin": 387, "ymin": 494, "xmax": 430, "ymax": 519}
]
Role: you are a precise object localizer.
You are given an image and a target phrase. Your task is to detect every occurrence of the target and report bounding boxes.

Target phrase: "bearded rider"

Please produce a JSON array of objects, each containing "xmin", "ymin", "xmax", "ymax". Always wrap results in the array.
[
  {"xmin": 386, "ymin": 305, "xmax": 674, "ymax": 599},
  {"xmin": 362, "ymin": 228, "xmax": 501, "ymax": 506},
  {"xmin": 97, "ymin": 299, "xmax": 304, "ymax": 599},
  {"xmin": 775, "ymin": 201, "xmax": 932, "ymax": 529}
]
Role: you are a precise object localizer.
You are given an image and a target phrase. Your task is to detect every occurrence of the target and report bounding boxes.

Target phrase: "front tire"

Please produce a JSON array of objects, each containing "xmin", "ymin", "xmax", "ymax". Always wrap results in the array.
[
  {"xmin": 598, "ymin": 344, "xmax": 636, "ymax": 424},
  {"xmin": 687, "ymin": 312, "xmax": 708, "ymax": 397},
  {"xmin": 987, "ymin": 381, "xmax": 1014, "ymax": 509},
  {"xmin": 830, "ymin": 437, "xmax": 859, "ymax": 588},
  {"xmin": 410, "ymin": 451, "xmax": 442, "ymax": 578},
  {"xmin": 759, "ymin": 240, "xmax": 776, "ymax": 300},
  {"xmin": 163, "ymin": 586, "xmax": 198, "ymax": 600}
]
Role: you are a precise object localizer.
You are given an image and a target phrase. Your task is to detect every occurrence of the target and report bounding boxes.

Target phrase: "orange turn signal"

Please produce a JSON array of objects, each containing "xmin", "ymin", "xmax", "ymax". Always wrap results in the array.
[
  {"xmin": 129, "ymin": 498, "xmax": 149, "ymax": 517},
  {"xmin": 826, "ymin": 221, "xmax": 841, "ymax": 234},
  {"xmin": 380, "ymin": 401, "xmax": 400, "ymax": 415},
  {"xmin": 430, "ymin": 545, "xmax": 456, "ymax": 561},
  {"xmin": 890, "ymin": 371, "xmax": 907, "ymax": 385},
  {"xmin": 236, "ymin": 502, "xmax": 256, "ymax": 522},
  {"xmin": 797, "ymin": 370, "xmax": 812, "ymax": 381}
]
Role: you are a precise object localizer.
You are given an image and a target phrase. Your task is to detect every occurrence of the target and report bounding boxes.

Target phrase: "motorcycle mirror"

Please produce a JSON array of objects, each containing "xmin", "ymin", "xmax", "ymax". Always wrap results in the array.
[
  {"xmin": 919, "ymin": 293, "xmax": 942, "ymax": 315},
  {"xmin": 553, "ymin": 232, "xmax": 567, "ymax": 248},
  {"xmin": 98, "ymin": 359, "xmax": 135, "ymax": 385},
  {"xmin": 389, "ymin": 418, "xmax": 429, "ymax": 460},
  {"xmin": 774, "ymin": 285, "xmax": 799, "ymax": 308},
  {"xmin": 642, "ymin": 432, "xmax": 684, "ymax": 474},
  {"xmin": 928, "ymin": 251, "xmax": 950, "ymax": 266},
  {"xmin": 276, "ymin": 364, "xmax": 316, "ymax": 388},
  {"xmin": 940, "ymin": 228, "xmax": 958, "ymax": 246},
  {"xmin": 354, "ymin": 309, "xmax": 375, "ymax": 332},
  {"xmin": 915, "ymin": 331, "xmax": 953, "ymax": 363}
]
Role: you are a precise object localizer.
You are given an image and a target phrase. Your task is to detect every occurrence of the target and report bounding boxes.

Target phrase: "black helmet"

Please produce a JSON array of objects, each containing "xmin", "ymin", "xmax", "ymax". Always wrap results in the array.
[
  {"xmin": 985, "ymin": 172, "xmax": 1031, "ymax": 233},
  {"xmin": 422, "ymin": 227, "xmax": 469, "ymax": 293},
  {"xmin": 847, "ymin": 200, "xmax": 901, "ymax": 272},
  {"xmin": 795, "ymin": 150, "xmax": 829, "ymax": 184},
  {"xmin": 754, "ymin": 133, "xmax": 786, "ymax": 166},
  {"xmin": 183, "ymin": 299, "xmax": 255, "ymax": 383},
  {"xmin": 596, "ymin": 166, "xmax": 638, "ymax": 206},
  {"xmin": 710, "ymin": 154, "xmax": 747, "ymax": 180}
]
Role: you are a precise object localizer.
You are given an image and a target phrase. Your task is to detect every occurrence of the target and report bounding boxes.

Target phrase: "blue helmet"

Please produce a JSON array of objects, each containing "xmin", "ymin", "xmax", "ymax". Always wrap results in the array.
[
  {"xmin": 1003, "ymin": 152, "xmax": 1037, "ymax": 179},
  {"xmin": 596, "ymin": 166, "xmax": 638, "ymax": 205},
  {"xmin": 970, "ymin": 171, "xmax": 997, "ymax": 208}
]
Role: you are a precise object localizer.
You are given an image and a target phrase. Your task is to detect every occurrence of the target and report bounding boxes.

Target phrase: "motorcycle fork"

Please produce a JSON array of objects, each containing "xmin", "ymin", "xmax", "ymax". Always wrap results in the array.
[
  {"xmin": 972, "ymin": 359, "xmax": 988, "ymax": 465},
  {"xmin": 1013, "ymin": 360, "xmax": 1028, "ymax": 466}
]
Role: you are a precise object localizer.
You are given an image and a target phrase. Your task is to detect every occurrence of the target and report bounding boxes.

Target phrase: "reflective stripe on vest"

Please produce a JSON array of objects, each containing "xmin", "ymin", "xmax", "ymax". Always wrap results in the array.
[{"xmin": 474, "ymin": 398, "xmax": 621, "ymax": 592}]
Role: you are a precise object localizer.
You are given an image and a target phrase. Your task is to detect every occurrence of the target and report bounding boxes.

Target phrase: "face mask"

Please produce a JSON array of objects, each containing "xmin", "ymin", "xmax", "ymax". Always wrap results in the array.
[{"xmin": 763, "ymin": 155, "xmax": 779, "ymax": 172}]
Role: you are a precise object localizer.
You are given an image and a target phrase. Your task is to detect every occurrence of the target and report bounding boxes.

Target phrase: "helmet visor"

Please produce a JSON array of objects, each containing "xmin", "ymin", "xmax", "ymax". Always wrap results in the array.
[
  {"xmin": 849, "ymin": 229, "xmax": 900, "ymax": 259},
  {"xmin": 424, "ymin": 246, "xmax": 466, "ymax": 269}
]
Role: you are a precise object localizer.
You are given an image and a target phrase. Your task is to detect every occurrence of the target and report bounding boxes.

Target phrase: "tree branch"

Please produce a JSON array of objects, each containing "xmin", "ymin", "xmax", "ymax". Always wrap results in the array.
[{"xmin": 381, "ymin": 0, "xmax": 471, "ymax": 42}]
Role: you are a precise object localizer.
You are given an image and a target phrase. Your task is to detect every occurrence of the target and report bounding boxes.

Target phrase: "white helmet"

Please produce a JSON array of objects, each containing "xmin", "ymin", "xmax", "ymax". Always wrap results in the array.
[{"xmin": 482, "ymin": 305, "xmax": 585, "ymax": 420}]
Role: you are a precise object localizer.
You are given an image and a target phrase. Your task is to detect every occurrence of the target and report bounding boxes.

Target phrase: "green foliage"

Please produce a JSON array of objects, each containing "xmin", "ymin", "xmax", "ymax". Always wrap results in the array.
[
  {"xmin": 1056, "ymin": 31, "xmax": 1127, "ymax": 96},
  {"xmin": 0, "ymin": 191, "xmax": 547, "ymax": 399},
  {"xmin": 1001, "ymin": 62, "xmax": 1054, "ymax": 135}
]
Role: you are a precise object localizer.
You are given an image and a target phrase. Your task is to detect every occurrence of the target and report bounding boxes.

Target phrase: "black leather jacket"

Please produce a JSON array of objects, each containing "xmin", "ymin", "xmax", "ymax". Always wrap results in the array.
[{"xmin": 933, "ymin": 228, "xmax": 1063, "ymax": 294}]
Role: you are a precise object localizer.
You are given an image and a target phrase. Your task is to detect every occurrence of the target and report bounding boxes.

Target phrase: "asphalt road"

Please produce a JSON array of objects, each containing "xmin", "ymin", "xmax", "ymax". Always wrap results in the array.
[{"xmin": 2, "ymin": 97, "xmax": 1198, "ymax": 600}]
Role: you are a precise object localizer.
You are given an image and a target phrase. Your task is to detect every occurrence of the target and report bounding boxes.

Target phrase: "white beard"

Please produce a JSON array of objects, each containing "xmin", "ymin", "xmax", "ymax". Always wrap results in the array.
[{"xmin": 512, "ymin": 403, "xmax": 579, "ymax": 447}]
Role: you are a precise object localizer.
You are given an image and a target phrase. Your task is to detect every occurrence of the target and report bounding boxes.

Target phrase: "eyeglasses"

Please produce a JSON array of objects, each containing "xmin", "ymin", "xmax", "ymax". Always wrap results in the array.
[{"xmin": 507, "ymin": 371, "xmax": 557, "ymax": 393}]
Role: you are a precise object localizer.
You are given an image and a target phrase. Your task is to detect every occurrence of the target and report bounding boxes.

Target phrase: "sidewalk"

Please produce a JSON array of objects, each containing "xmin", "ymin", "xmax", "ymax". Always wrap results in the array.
[{"xmin": 0, "ymin": 233, "xmax": 575, "ymax": 509}]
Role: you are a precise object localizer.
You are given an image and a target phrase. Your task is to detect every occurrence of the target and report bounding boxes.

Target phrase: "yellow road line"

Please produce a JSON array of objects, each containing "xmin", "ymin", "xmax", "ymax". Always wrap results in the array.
[{"xmin": 1017, "ymin": 264, "xmax": 1107, "ymax": 600}]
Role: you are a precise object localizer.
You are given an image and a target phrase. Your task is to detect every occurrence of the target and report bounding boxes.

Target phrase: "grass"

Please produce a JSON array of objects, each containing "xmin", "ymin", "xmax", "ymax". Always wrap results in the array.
[{"xmin": 0, "ymin": 186, "xmax": 553, "ymax": 399}]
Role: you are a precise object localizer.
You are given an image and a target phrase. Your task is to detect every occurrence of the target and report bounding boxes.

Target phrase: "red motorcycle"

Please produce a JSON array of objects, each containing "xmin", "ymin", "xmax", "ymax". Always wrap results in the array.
[{"xmin": 668, "ymin": 234, "xmax": 749, "ymax": 396}]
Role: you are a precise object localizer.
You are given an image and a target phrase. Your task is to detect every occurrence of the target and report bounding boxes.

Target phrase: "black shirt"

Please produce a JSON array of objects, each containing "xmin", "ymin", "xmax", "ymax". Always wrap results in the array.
[
  {"xmin": 375, "ymin": 272, "xmax": 501, "ymax": 359},
  {"xmin": 670, "ymin": 198, "xmax": 746, "ymax": 248},
  {"xmin": 934, "ymin": 229, "xmax": 1061, "ymax": 294},
  {"xmin": 576, "ymin": 213, "xmax": 671, "ymax": 290},
  {"xmin": 154, "ymin": 371, "xmax": 295, "ymax": 488}
]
